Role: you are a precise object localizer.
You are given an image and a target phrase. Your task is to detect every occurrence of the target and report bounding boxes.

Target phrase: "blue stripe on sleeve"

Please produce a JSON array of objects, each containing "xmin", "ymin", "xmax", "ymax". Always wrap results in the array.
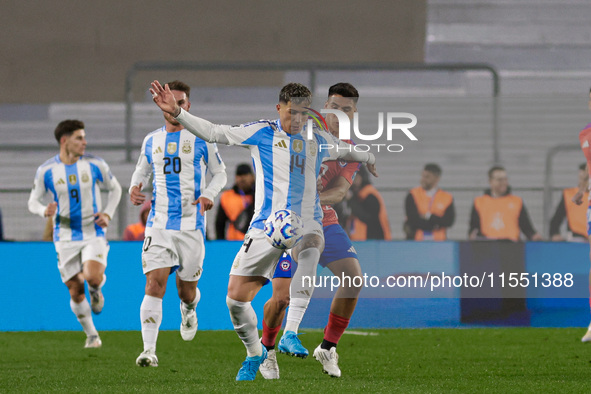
[
  {"xmin": 65, "ymin": 163, "xmax": 83, "ymax": 241},
  {"xmin": 145, "ymin": 135, "xmax": 154, "ymax": 164},
  {"xmin": 45, "ymin": 168, "xmax": 60, "ymax": 242}
]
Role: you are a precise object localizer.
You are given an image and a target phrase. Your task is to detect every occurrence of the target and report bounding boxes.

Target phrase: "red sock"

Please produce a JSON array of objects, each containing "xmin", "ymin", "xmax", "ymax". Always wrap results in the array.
[
  {"xmin": 323, "ymin": 312, "xmax": 350, "ymax": 344},
  {"xmin": 262, "ymin": 320, "xmax": 281, "ymax": 348}
]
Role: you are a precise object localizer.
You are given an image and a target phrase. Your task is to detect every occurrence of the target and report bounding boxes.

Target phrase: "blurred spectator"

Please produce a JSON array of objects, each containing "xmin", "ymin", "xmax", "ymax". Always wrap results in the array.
[
  {"xmin": 215, "ymin": 163, "xmax": 255, "ymax": 240},
  {"xmin": 469, "ymin": 166, "xmax": 542, "ymax": 241},
  {"xmin": 550, "ymin": 163, "xmax": 589, "ymax": 242},
  {"xmin": 346, "ymin": 166, "xmax": 391, "ymax": 240},
  {"xmin": 123, "ymin": 201, "xmax": 151, "ymax": 241},
  {"xmin": 404, "ymin": 163, "xmax": 455, "ymax": 240}
]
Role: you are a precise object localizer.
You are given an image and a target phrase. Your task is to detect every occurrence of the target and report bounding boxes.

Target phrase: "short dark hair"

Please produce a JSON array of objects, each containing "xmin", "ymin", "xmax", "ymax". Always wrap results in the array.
[
  {"xmin": 580, "ymin": 163, "xmax": 587, "ymax": 171},
  {"xmin": 54, "ymin": 119, "xmax": 84, "ymax": 143},
  {"xmin": 328, "ymin": 82, "xmax": 359, "ymax": 103},
  {"xmin": 424, "ymin": 163, "xmax": 442, "ymax": 177},
  {"xmin": 236, "ymin": 163, "xmax": 253, "ymax": 176},
  {"xmin": 488, "ymin": 165, "xmax": 506, "ymax": 179},
  {"xmin": 167, "ymin": 80, "xmax": 191, "ymax": 98},
  {"xmin": 279, "ymin": 83, "xmax": 312, "ymax": 105}
]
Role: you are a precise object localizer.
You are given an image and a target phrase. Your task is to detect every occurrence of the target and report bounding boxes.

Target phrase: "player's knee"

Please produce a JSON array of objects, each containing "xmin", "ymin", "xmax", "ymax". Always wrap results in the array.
[
  {"xmin": 226, "ymin": 296, "xmax": 249, "ymax": 314},
  {"xmin": 276, "ymin": 294, "xmax": 290, "ymax": 311},
  {"xmin": 145, "ymin": 278, "xmax": 166, "ymax": 298},
  {"xmin": 70, "ymin": 290, "xmax": 85, "ymax": 303},
  {"xmin": 86, "ymin": 276, "xmax": 102, "ymax": 289},
  {"xmin": 178, "ymin": 287, "xmax": 196, "ymax": 304}
]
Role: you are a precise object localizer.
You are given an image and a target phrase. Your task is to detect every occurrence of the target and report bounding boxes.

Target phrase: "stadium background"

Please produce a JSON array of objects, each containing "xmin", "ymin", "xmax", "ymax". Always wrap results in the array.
[{"xmin": 1, "ymin": 0, "xmax": 591, "ymax": 330}]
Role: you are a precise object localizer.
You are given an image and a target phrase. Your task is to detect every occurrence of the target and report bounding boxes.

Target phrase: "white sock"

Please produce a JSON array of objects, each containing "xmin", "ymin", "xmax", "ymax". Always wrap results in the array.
[
  {"xmin": 182, "ymin": 287, "xmax": 201, "ymax": 311},
  {"xmin": 89, "ymin": 274, "xmax": 107, "ymax": 293},
  {"xmin": 284, "ymin": 298, "xmax": 311, "ymax": 334},
  {"xmin": 140, "ymin": 295, "xmax": 163, "ymax": 351},
  {"xmin": 226, "ymin": 296, "xmax": 261, "ymax": 357},
  {"xmin": 70, "ymin": 299, "xmax": 98, "ymax": 337},
  {"xmin": 285, "ymin": 248, "xmax": 320, "ymax": 333}
]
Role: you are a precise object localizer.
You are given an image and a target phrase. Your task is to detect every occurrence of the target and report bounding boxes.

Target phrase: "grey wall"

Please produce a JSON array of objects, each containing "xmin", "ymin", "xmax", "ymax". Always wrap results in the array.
[{"xmin": 1, "ymin": 0, "xmax": 426, "ymax": 103}]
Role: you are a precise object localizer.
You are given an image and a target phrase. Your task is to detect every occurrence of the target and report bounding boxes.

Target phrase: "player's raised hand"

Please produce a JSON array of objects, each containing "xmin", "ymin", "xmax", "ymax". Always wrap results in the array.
[
  {"xmin": 572, "ymin": 190, "xmax": 585, "ymax": 205},
  {"xmin": 130, "ymin": 183, "xmax": 145, "ymax": 205},
  {"xmin": 45, "ymin": 202, "xmax": 57, "ymax": 217},
  {"xmin": 193, "ymin": 196, "xmax": 213, "ymax": 215},
  {"xmin": 94, "ymin": 212, "xmax": 111, "ymax": 228},
  {"xmin": 150, "ymin": 81, "xmax": 180, "ymax": 116}
]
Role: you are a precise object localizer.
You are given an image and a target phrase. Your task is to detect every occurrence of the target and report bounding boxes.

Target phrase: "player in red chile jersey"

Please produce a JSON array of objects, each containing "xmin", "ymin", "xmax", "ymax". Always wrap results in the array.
[
  {"xmin": 259, "ymin": 83, "xmax": 363, "ymax": 379},
  {"xmin": 575, "ymin": 89, "xmax": 591, "ymax": 342}
]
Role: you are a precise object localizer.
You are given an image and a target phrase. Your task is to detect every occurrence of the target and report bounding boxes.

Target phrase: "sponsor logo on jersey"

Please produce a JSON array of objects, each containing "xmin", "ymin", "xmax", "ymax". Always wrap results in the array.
[
  {"xmin": 154, "ymin": 146, "xmax": 163, "ymax": 154},
  {"xmin": 68, "ymin": 175, "xmax": 77, "ymax": 185},
  {"xmin": 81, "ymin": 172, "xmax": 90, "ymax": 183},
  {"xmin": 274, "ymin": 140, "xmax": 288, "ymax": 149},
  {"xmin": 167, "ymin": 142, "xmax": 177, "ymax": 155},
  {"xmin": 182, "ymin": 140, "xmax": 192, "ymax": 154},
  {"xmin": 56, "ymin": 178, "xmax": 65, "ymax": 185},
  {"xmin": 584, "ymin": 140, "xmax": 590, "ymax": 148},
  {"xmin": 347, "ymin": 246, "xmax": 357, "ymax": 254},
  {"xmin": 293, "ymin": 139, "xmax": 303, "ymax": 153}
]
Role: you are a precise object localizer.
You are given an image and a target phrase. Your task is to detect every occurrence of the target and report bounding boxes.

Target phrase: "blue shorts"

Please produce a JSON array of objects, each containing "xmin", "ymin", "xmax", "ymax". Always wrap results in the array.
[
  {"xmin": 271, "ymin": 224, "xmax": 357, "ymax": 279},
  {"xmin": 272, "ymin": 253, "xmax": 297, "ymax": 279}
]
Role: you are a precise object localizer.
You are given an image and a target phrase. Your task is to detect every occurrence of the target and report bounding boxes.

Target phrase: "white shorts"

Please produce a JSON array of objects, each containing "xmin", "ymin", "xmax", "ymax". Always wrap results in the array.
[
  {"xmin": 54, "ymin": 237, "xmax": 109, "ymax": 283},
  {"xmin": 230, "ymin": 221, "xmax": 324, "ymax": 280},
  {"xmin": 142, "ymin": 227, "xmax": 205, "ymax": 282}
]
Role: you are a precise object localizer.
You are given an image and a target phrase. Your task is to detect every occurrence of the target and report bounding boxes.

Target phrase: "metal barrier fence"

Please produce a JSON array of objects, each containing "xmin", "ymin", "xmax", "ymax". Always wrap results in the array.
[
  {"xmin": 124, "ymin": 62, "xmax": 500, "ymax": 162},
  {"xmin": 0, "ymin": 186, "xmax": 564, "ymax": 242}
]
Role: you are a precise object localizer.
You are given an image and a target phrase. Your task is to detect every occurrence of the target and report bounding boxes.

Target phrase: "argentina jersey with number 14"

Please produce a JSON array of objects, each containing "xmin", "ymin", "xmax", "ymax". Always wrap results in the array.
[{"xmin": 227, "ymin": 119, "xmax": 340, "ymax": 231}]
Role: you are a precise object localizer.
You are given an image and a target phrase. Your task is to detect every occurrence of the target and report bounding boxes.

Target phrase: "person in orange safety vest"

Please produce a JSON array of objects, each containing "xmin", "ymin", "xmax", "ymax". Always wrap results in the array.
[
  {"xmin": 404, "ymin": 163, "xmax": 455, "ymax": 240},
  {"xmin": 215, "ymin": 163, "xmax": 255, "ymax": 240},
  {"xmin": 123, "ymin": 201, "xmax": 151, "ymax": 241},
  {"xmin": 469, "ymin": 166, "xmax": 542, "ymax": 241}
]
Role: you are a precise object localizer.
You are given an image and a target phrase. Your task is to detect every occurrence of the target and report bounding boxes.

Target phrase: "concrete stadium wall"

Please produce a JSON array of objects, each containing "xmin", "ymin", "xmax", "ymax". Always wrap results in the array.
[
  {"xmin": 1, "ymin": 0, "xmax": 426, "ymax": 104},
  {"xmin": 1, "ymin": 241, "xmax": 588, "ymax": 331}
]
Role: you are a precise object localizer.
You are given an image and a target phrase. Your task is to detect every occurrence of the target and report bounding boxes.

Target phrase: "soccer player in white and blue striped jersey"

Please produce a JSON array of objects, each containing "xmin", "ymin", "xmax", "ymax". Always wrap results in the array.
[
  {"xmin": 150, "ymin": 80, "xmax": 377, "ymax": 381},
  {"xmin": 28, "ymin": 119, "xmax": 122, "ymax": 348},
  {"xmin": 130, "ymin": 81, "xmax": 227, "ymax": 368}
]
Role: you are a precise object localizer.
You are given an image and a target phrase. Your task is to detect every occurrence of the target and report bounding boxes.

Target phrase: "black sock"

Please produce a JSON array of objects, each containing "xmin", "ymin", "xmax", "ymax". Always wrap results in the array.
[
  {"xmin": 321, "ymin": 339, "xmax": 337, "ymax": 350},
  {"xmin": 262, "ymin": 342, "xmax": 275, "ymax": 351}
]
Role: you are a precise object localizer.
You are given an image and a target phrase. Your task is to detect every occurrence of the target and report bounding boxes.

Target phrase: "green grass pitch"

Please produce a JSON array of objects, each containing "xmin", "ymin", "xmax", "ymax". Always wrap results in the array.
[{"xmin": 1, "ymin": 328, "xmax": 591, "ymax": 392}]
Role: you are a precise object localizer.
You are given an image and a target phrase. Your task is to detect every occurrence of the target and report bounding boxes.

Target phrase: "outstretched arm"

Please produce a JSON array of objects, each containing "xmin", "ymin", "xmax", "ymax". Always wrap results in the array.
[{"xmin": 150, "ymin": 81, "xmax": 231, "ymax": 144}]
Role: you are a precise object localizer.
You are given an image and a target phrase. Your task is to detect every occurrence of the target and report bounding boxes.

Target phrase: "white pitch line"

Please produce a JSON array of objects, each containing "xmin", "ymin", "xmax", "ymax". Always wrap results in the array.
[{"xmin": 344, "ymin": 330, "xmax": 379, "ymax": 336}]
